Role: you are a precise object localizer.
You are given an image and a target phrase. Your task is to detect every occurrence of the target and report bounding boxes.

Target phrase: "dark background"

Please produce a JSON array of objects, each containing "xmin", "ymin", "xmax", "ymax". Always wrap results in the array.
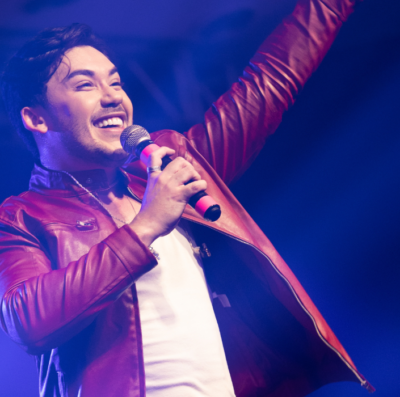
[{"xmin": 0, "ymin": 0, "xmax": 399, "ymax": 396}]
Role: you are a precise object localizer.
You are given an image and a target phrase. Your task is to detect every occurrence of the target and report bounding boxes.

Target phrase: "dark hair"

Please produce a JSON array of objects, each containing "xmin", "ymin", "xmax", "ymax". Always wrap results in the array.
[{"xmin": 0, "ymin": 23, "xmax": 111, "ymax": 159}]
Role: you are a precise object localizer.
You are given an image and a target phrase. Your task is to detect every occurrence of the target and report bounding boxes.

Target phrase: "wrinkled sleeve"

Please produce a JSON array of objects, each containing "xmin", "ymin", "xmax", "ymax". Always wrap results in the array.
[
  {"xmin": 185, "ymin": 0, "xmax": 363, "ymax": 185},
  {"xmin": 0, "ymin": 220, "xmax": 157, "ymax": 355}
]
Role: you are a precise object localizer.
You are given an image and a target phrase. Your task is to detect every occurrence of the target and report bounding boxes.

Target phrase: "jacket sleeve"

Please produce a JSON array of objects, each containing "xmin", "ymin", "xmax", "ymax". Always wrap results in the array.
[
  {"xmin": 0, "ymin": 218, "xmax": 157, "ymax": 355},
  {"xmin": 184, "ymin": 0, "xmax": 363, "ymax": 185}
]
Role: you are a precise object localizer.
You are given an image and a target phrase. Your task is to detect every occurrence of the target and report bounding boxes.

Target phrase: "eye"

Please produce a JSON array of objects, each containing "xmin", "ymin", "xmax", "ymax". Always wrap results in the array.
[
  {"xmin": 111, "ymin": 81, "xmax": 124, "ymax": 88},
  {"xmin": 76, "ymin": 82, "xmax": 93, "ymax": 90}
]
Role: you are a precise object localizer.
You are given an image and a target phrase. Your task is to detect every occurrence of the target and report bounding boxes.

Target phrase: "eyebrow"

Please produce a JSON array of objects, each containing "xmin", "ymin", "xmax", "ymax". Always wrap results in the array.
[{"xmin": 66, "ymin": 66, "xmax": 119, "ymax": 81}]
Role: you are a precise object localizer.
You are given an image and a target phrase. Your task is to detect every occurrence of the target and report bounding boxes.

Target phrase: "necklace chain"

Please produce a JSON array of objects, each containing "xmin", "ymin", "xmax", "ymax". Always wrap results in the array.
[
  {"xmin": 62, "ymin": 171, "xmax": 160, "ymax": 259},
  {"xmin": 62, "ymin": 171, "xmax": 135, "ymax": 226}
]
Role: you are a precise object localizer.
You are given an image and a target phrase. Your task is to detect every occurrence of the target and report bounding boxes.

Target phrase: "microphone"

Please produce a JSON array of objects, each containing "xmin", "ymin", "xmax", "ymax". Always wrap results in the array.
[{"xmin": 120, "ymin": 125, "xmax": 221, "ymax": 222}]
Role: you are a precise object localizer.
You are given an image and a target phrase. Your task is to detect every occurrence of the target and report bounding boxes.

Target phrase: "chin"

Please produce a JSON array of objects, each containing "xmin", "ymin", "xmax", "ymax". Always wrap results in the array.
[
  {"xmin": 81, "ymin": 144, "xmax": 130, "ymax": 168},
  {"xmin": 102, "ymin": 147, "xmax": 130, "ymax": 165}
]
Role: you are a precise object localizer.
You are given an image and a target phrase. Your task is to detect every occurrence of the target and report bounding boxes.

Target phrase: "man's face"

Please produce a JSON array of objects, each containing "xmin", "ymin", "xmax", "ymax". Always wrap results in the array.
[{"xmin": 43, "ymin": 45, "xmax": 134, "ymax": 168}]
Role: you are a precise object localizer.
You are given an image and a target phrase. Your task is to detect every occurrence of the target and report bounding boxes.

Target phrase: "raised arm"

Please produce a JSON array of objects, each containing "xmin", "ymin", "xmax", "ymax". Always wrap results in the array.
[{"xmin": 185, "ymin": 0, "xmax": 362, "ymax": 185}]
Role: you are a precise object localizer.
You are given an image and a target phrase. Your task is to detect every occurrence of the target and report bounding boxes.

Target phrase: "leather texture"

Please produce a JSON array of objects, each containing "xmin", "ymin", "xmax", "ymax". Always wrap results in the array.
[{"xmin": 0, "ymin": 0, "xmax": 373, "ymax": 396}]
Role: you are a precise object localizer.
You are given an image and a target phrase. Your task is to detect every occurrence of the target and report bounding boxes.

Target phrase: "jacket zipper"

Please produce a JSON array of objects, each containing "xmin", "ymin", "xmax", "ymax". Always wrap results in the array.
[
  {"xmin": 127, "ymin": 188, "xmax": 141, "ymax": 202},
  {"xmin": 185, "ymin": 218, "xmax": 373, "ymax": 392},
  {"xmin": 126, "ymin": 186, "xmax": 373, "ymax": 392}
]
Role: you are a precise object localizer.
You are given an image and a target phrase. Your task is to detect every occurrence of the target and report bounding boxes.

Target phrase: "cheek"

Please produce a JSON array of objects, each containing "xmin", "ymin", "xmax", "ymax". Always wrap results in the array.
[
  {"xmin": 58, "ymin": 103, "xmax": 73, "ymax": 118},
  {"xmin": 60, "ymin": 101, "xmax": 94, "ymax": 128},
  {"xmin": 122, "ymin": 95, "xmax": 134, "ymax": 122},
  {"xmin": 47, "ymin": 100, "xmax": 77, "ymax": 123}
]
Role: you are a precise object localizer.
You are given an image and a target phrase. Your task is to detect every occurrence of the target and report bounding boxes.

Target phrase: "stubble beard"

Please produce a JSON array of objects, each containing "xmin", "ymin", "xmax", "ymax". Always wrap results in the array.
[{"xmin": 56, "ymin": 118, "xmax": 130, "ymax": 169}]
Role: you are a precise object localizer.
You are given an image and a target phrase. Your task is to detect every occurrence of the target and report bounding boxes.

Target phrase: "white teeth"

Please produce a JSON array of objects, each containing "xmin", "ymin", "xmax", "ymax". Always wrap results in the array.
[{"xmin": 94, "ymin": 117, "xmax": 123, "ymax": 128}]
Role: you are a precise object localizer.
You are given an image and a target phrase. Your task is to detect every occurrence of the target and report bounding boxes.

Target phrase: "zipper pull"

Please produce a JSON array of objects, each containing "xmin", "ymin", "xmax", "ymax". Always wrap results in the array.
[
  {"xmin": 193, "ymin": 243, "xmax": 211, "ymax": 258},
  {"xmin": 212, "ymin": 292, "xmax": 231, "ymax": 308}
]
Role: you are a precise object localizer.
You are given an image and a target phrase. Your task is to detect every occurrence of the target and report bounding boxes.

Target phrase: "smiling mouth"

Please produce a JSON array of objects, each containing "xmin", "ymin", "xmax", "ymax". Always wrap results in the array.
[{"xmin": 93, "ymin": 116, "xmax": 124, "ymax": 129}]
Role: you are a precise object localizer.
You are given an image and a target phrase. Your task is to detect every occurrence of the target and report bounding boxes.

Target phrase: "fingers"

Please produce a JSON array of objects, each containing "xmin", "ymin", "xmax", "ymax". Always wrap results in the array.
[
  {"xmin": 181, "ymin": 179, "xmax": 208, "ymax": 201},
  {"xmin": 147, "ymin": 147, "xmax": 175, "ymax": 168},
  {"xmin": 166, "ymin": 157, "xmax": 201, "ymax": 184},
  {"xmin": 134, "ymin": 146, "xmax": 208, "ymax": 242},
  {"xmin": 146, "ymin": 146, "xmax": 207, "ymax": 198},
  {"xmin": 147, "ymin": 147, "xmax": 202, "ymax": 186}
]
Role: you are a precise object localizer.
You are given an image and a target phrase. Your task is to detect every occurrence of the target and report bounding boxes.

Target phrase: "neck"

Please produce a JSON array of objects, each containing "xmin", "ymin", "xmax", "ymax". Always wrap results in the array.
[{"xmin": 102, "ymin": 168, "xmax": 119, "ymax": 185}]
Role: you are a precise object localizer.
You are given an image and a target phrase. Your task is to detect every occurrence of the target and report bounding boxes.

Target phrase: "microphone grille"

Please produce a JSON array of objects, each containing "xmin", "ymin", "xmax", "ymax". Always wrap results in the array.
[{"xmin": 120, "ymin": 125, "xmax": 151, "ymax": 154}]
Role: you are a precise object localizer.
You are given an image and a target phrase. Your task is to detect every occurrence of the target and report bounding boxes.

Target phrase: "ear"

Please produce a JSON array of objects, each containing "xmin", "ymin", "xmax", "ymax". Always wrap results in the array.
[{"xmin": 21, "ymin": 106, "xmax": 49, "ymax": 134}]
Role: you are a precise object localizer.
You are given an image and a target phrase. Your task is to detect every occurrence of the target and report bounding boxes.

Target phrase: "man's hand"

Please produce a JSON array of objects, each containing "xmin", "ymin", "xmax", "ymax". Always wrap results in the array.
[{"xmin": 129, "ymin": 146, "xmax": 207, "ymax": 246}]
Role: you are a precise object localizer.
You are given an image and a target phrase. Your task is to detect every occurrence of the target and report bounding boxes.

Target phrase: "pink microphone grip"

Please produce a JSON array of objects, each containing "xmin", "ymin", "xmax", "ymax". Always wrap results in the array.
[{"xmin": 194, "ymin": 195, "xmax": 219, "ymax": 218}]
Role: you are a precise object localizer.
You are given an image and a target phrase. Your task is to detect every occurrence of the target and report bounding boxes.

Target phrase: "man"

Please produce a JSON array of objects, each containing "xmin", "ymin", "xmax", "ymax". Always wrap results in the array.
[{"xmin": 0, "ymin": 0, "xmax": 373, "ymax": 396}]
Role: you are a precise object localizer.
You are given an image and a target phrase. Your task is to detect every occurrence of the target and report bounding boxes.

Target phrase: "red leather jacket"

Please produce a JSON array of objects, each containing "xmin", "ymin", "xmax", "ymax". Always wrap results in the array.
[{"xmin": 0, "ymin": 1, "xmax": 373, "ymax": 396}]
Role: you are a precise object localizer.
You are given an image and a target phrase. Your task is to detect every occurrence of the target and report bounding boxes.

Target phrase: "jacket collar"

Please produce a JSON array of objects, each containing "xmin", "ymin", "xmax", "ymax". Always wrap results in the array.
[
  {"xmin": 28, "ymin": 161, "xmax": 238, "ymax": 236},
  {"xmin": 28, "ymin": 162, "xmax": 211, "ymax": 225},
  {"xmin": 29, "ymin": 163, "xmax": 134, "ymax": 197}
]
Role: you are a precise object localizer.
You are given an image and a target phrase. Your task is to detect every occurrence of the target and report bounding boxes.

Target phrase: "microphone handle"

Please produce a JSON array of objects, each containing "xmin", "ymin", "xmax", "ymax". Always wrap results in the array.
[
  {"xmin": 160, "ymin": 155, "xmax": 208, "ymax": 208},
  {"xmin": 136, "ymin": 140, "xmax": 221, "ymax": 222}
]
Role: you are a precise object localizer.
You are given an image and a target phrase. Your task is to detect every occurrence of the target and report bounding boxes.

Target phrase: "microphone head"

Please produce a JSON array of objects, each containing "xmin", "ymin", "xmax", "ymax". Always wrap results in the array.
[{"xmin": 120, "ymin": 124, "xmax": 151, "ymax": 154}]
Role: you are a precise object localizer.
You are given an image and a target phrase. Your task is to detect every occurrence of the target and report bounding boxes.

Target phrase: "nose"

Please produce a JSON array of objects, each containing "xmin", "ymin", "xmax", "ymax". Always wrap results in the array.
[{"xmin": 100, "ymin": 85, "xmax": 123, "ymax": 108}]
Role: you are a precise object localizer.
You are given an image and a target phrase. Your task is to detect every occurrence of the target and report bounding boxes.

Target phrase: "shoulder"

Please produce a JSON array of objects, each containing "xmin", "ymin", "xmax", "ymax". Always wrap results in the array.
[
  {"xmin": 150, "ymin": 129, "xmax": 202, "ymax": 161},
  {"xmin": 0, "ymin": 190, "xmax": 44, "ymax": 227},
  {"xmin": 1, "ymin": 191, "xmax": 31, "ymax": 215},
  {"xmin": 150, "ymin": 129, "xmax": 189, "ymax": 148}
]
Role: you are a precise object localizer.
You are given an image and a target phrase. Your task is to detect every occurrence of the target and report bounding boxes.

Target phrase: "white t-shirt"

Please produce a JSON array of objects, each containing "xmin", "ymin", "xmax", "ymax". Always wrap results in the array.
[{"xmin": 135, "ymin": 221, "xmax": 235, "ymax": 397}]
